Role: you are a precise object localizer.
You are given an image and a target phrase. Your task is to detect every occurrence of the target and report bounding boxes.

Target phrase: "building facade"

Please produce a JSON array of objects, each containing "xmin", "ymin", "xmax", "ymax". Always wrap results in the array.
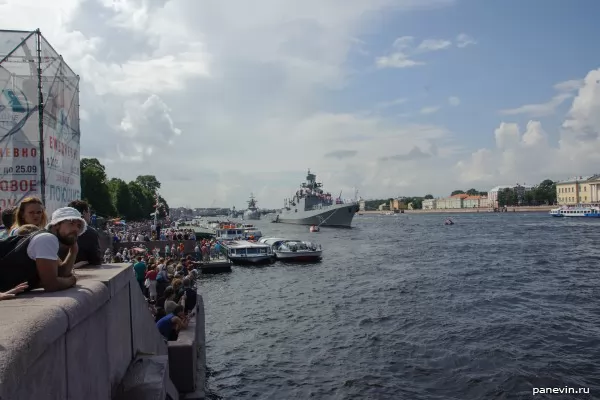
[
  {"xmin": 422, "ymin": 199, "xmax": 436, "ymax": 210},
  {"xmin": 487, "ymin": 184, "xmax": 532, "ymax": 208},
  {"xmin": 555, "ymin": 176, "xmax": 593, "ymax": 205}
]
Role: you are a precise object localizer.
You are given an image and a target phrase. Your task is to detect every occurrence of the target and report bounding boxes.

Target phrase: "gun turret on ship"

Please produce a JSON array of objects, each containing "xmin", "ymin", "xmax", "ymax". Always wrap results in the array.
[{"xmin": 272, "ymin": 170, "xmax": 359, "ymax": 228}]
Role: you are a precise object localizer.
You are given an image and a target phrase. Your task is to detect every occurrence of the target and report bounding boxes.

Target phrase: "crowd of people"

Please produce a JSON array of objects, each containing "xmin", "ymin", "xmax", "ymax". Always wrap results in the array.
[
  {"xmin": 0, "ymin": 197, "xmax": 101, "ymax": 297},
  {"xmin": 106, "ymin": 221, "xmax": 197, "ymax": 243},
  {"xmin": 0, "ymin": 196, "xmax": 203, "ymax": 342},
  {"xmin": 132, "ymin": 254, "xmax": 200, "ymax": 340}
]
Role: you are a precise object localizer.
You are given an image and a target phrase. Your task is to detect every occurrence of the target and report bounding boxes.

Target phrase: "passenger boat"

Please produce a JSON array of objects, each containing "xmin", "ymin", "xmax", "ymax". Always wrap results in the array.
[
  {"xmin": 215, "ymin": 226, "xmax": 246, "ymax": 240},
  {"xmin": 259, "ymin": 237, "xmax": 323, "ymax": 261},
  {"xmin": 223, "ymin": 240, "xmax": 274, "ymax": 264},
  {"xmin": 549, "ymin": 205, "xmax": 600, "ymax": 217}
]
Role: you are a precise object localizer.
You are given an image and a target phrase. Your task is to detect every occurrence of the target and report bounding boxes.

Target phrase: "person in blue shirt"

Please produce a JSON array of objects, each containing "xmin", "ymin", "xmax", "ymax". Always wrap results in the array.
[
  {"xmin": 156, "ymin": 305, "xmax": 188, "ymax": 341},
  {"xmin": 133, "ymin": 256, "xmax": 147, "ymax": 293}
]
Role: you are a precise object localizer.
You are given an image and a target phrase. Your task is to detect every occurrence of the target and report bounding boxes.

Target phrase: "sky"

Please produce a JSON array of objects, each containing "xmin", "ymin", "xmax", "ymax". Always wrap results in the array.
[{"xmin": 2, "ymin": 0, "xmax": 600, "ymax": 209}]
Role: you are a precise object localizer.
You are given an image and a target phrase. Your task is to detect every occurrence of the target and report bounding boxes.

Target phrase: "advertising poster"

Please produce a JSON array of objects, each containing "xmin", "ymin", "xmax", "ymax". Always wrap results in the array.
[
  {"xmin": 42, "ymin": 58, "xmax": 81, "ymax": 215},
  {"xmin": 0, "ymin": 31, "xmax": 80, "ymax": 216},
  {"xmin": 0, "ymin": 33, "xmax": 42, "ymax": 213}
]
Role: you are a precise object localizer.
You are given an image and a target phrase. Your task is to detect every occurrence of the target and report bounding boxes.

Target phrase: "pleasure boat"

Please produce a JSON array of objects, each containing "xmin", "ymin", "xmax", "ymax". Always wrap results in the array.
[
  {"xmin": 259, "ymin": 237, "xmax": 323, "ymax": 261},
  {"xmin": 215, "ymin": 226, "xmax": 246, "ymax": 240},
  {"xmin": 549, "ymin": 205, "xmax": 600, "ymax": 217},
  {"xmin": 223, "ymin": 240, "xmax": 274, "ymax": 264}
]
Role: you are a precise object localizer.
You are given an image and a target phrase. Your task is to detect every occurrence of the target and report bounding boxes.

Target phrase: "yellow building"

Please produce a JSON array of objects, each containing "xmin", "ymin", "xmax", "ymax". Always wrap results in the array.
[
  {"xmin": 389, "ymin": 199, "xmax": 407, "ymax": 210},
  {"xmin": 587, "ymin": 174, "xmax": 600, "ymax": 203},
  {"xmin": 556, "ymin": 175, "xmax": 594, "ymax": 205}
]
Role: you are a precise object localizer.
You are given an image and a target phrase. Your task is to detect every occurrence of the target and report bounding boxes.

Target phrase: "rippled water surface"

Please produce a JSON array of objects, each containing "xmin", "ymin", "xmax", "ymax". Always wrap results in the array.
[{"xmin": 200, "ymin": 213, "xmax": 600, "ymax": 399}]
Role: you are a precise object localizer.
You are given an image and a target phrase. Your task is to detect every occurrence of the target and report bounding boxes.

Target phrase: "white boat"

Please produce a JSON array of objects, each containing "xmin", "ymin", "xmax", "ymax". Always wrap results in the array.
[
  {"xmin": 215, "ymin": 226, "xmax": 246, "ymax": 240},
  {"xmin": 259, "ymin": 237, "xmax": 323, "ymax": 261},
  {"xmin": 549, "ymin": 205, "xmax": 600, "ymax": 217},
  {"xmin": 223, "ymin": 240, "xmax": 274, "ymax": 264}
]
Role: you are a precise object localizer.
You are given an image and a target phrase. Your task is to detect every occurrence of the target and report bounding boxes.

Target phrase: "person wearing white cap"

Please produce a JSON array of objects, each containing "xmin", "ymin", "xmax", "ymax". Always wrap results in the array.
[{"xmin": 0, "ymin": 206, "xmax": 86, "ymax": 293}]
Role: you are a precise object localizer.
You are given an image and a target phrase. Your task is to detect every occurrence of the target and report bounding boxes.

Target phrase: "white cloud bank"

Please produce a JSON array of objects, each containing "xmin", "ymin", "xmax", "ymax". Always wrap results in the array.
[
  {"xmin": 457, "ymin": 69, "xmax": 600, "ymax": 187},
  {"xmin": 1, "ymin": 0, "xmax": 598, "ymax": 206}
]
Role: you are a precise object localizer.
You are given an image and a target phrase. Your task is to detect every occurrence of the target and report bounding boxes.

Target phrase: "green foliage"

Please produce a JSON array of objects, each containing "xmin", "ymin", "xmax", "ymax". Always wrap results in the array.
[
  {"xmin": 424, "ymin": 194, "xmax": 434, "ymax": 199},
  {"xmin": 80, "ymin": 158, "xmax": 115, "ymax": 217},
  {"xmin": 496, "ymin": 180, "xmax": 557, "ymax": 207},
  {"xmin": 80, "ymin": 158, "xmax": 170, "ymax": 220}
]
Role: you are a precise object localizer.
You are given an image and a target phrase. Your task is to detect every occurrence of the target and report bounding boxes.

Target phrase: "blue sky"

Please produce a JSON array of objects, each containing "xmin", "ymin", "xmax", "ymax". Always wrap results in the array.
[
  {"xmin": 329, "ymin": 0, "xmax": 600, "ymax": 151},
  {"xmin": 4, "ymin": 0, "xmax": 600, "ymax": 206}
]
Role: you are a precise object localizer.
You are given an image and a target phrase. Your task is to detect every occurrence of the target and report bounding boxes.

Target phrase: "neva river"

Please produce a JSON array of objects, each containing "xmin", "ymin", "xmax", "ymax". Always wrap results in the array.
[{"xmin": 200, "ymin": 213, "xmax": 600, "ymax": 399}]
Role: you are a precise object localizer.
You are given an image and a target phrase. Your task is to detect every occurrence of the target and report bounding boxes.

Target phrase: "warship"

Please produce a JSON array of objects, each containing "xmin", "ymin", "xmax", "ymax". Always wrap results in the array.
[
  {"xmin": 242, "ymin": 193, "xmax": 261, "ymax": 220},
  {"xmin": 272, "ymin": 170, "xmax": 359, "ymax": 228}
]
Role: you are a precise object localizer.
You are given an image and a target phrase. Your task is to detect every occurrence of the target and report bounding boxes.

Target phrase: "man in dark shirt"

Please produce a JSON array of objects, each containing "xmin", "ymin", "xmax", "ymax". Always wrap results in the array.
[{"xmin": 58, "ymin": 200, "xmax": 102, "ymax": 266}]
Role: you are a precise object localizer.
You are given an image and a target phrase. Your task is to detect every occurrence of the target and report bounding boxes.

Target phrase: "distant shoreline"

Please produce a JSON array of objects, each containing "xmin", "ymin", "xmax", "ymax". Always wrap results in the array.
[{"xmin": 358, "ymin": 206, "xmax": 554, "ymax": 215}]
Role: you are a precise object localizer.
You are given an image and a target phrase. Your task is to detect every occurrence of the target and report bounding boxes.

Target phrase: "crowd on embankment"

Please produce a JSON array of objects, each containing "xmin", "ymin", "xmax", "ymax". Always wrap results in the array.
[{"xmin": 0, "ymin": 196, "xmax": 206, "ymax": 342}]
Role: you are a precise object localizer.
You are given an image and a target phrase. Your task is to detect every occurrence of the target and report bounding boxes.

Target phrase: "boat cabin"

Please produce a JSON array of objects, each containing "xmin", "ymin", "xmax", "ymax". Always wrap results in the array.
[{"xmin": 215, "ymin": 228, "xmax": 245, "ymax": 240}]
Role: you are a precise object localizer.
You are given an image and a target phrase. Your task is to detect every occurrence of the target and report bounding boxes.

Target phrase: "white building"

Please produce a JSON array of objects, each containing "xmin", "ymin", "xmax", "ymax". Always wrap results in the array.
[{"xmin": 422, "ymin": 199, "xmax": 436, "ymax": 210}]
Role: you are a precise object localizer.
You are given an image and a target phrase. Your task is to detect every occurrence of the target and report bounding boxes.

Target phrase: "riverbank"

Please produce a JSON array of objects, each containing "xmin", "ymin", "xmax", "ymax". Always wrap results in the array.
[{"xmin": 359, "ymin": 206, "xmax": 554, "ymax": 215}]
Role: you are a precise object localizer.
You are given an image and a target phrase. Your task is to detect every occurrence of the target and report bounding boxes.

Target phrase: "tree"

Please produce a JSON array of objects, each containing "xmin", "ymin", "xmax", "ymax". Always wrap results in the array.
[
  {"xmin": 80, "ymin": 158, "xmax": 115, "ymax": 217},
  {"xmin": 534, "ymin": 179, "xmax": 556, "ymax": 205},
  {"xmin": 466, "ymin": 188, "xmax": 480, "ymax": 195},
  {"xmin": 451, "ymin": 190, "xmax": 465, "ymax": 196},
  {"xmin": 424, "ymin": 194, "xmax": 434, "ymax": 199},
  {"xmin": 157, "ymin": 195, "xmax": 170, "ymax": 219},
  {"xmin": 135, "ymin": 175, "xmax": 161, "ymax": 194},
  {"xmin": 109, "ymin": 178, "xmax": 133, "ymax": 218},
  {"xmin": 128, "ymin": 181, "xmax": 154, "ymax": 220}
]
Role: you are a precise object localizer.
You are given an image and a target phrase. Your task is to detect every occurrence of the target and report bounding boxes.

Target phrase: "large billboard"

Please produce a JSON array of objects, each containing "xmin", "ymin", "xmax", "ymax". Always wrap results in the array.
[{"xmin": 0, "ymin": 30, "xmax": 80, "ymax": 215}]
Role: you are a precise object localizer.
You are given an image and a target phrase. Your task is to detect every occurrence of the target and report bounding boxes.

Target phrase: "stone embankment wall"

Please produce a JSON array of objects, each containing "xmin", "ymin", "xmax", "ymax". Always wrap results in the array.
[
  {"xmin": 360, "ymin": 206, "xmax": 554, "ymax": 215},
  {"xmin": 0, "ymin": 264, "xmax": 205, "ymax": 400}
]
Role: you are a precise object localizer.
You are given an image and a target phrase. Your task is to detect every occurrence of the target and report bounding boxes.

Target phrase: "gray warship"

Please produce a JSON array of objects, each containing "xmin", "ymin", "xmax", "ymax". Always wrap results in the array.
[
  {"xmin": 242, "ymin": 193, "xmax": 261, "ymax": 220},
  {"xmin": 272, "ymin": 170, "xmax": 359, "ymax": 228}
]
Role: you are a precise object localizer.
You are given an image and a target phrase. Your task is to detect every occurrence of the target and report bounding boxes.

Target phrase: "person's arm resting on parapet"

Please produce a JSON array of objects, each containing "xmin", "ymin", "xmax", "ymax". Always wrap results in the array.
[
  {"xmin": 28, "ymin": 232, "xmax": 77, "ymax": 292},
  {"xmin": 27, "ymin": 207, "xmax": 86, "ymax": 292}
]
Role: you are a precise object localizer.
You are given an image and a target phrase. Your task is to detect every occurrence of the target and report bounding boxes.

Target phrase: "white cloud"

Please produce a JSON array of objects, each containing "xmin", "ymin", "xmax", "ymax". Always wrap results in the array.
[
  {"xmin": 420, "ymin": 106, "xmax": 440, "ymax": 115},
  {"xmin": 417, "ymin": 39, "xmax": 452, "ymax": 52},
  {"xmin": 448, "ymin": 96, "xmax": 461, "ymax": 106},
  {"xmin": 554, "ymin": 79, "xmax": 584, "ymax": 92},
  {"xmin": 457, "ymin": 68, "xmax": 600, "ymax": 189},
  {"xmin": 456, "ymin": 33, "xmax": 476, "ymax": 48},
  {"xmin": 377, "ymin": 32, "xmax": 476, "ymax": 69},
  {"xmin": 14, "ymin": 0, "xmax": 599, "ymax": 207},
  {"xmin": 376, "ymin": 53, "xmax": 424, "ymax": 68},
  {"xmin": 499, "ymin": 93, "xmax": 572, "ymax": 117}
]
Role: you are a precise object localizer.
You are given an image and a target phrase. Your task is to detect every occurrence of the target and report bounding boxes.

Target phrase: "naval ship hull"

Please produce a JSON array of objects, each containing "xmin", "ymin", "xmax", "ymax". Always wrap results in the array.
[
  {"xmin": 243, "ymin": 210, "xmax": 261, "ymax": 220},
  {"xmin": 274, "ymin": 203, "xmax": 359, "ymax": 228}
]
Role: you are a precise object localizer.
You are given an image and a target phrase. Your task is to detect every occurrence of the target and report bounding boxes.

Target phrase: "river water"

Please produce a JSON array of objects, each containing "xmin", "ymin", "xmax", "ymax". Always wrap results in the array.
[{"xmin": 200, "ymin": 213, "xmax": 600, "ymax": 399}]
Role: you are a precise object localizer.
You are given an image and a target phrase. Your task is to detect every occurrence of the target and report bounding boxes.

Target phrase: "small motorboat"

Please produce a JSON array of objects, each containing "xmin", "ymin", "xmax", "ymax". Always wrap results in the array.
[
  {"xmin": 444, "ymin": 219, "xmax": 454, "ymax": 225},
  {"xmin": 259, "ymin": 237, "xmax": 323, "ymax": 261},
  {"xmin": 222, "ymin": 240, "xmax": 274, "ymax": 264},
  {"xmin": 309, "ymin": 225, "xmax": 320, "ymax": 232}
]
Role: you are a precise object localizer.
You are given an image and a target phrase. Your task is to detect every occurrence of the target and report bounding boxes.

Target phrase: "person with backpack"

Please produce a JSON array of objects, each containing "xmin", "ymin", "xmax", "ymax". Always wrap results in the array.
[
  {"xmin": 57, "ymin": 200, "xmax": 102, "ymax": 267},
  {"xmin": 0, "ymin": 207, "xmax": 86, "ymax": 293}
]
